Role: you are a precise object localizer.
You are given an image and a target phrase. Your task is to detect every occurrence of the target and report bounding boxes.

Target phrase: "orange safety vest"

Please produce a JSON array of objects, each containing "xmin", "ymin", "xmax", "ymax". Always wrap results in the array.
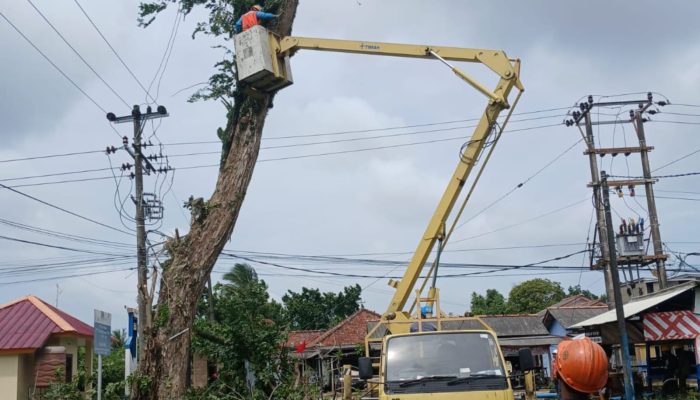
[{"xmin": 241, "ymin": 11, "xmax": 259, "ymax": 32}]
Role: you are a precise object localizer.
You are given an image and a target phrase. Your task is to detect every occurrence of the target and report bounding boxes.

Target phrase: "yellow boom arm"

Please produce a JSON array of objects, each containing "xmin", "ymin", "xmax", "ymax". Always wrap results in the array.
[{"xmin": 241, "ymin": 29, "xmax": 523, "ymax": 329}]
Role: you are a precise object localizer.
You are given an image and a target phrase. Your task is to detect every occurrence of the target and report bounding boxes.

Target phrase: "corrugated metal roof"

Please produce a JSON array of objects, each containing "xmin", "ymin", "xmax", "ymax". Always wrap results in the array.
[
  {"xmin": 572, "ymin": 282, "xmax": 696, "ymax": 328},
  {"xmin": 498, "ymin": 335, "xmax": 563, "ymax": 347},
  {"xmin": 480, "ymin": 315, "xmax": 549, "ymax": 337},
  {"xmin": 547, "ymin": 307, "xmax": 608, "ymax": 328},
  {"xmin": 0, "ymin": 295, "xmax": 93, "ymax": 352}
]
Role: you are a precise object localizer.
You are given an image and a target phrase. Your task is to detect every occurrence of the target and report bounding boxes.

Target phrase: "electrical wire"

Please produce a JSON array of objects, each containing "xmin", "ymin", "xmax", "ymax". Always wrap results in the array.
[
  {"xmin": 145, "ymin": 6, "xmax": 181, "ymax": 104},
  {"xmin": 25, "ymin": 0, "xmax": 130, "ymax": 108},
  {"xmin": 0, "ymin": 11, "xmax": 106, "ymax": 113},
  {"xmin": 455, "ymin": 137, "xmax": 583, "ymax": 230},
  {"xmin": 0, "ymin": 149, "xmax": 106, "ymax": 164},
  {"xmin": 451, "ymin": 198, "xmax": 588, "ymax": 244},
  {"xmin": 0, "ymin": 182, "xmax": 134, "ymax": 236},
  {"xmin": 71, "ymin": 0, "xmax": 155, "ymax": 102}
]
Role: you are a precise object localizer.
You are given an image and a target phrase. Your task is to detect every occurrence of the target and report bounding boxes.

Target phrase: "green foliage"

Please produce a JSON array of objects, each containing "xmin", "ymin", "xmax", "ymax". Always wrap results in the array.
[
  {"xmin": 470, "ymin": 289, "xmax": 507, "ymax": 315},
  {"xmin": 191, "ymin": 263, "xmax": 302, "ymax": 399},
  {"xmin": 507, "ymin": 278, "xmax": 566, "ymax": 314},
  {"xmin": 282, "ymin": 284, "xmax": 362, "ymax": 330},
  {"xmin": 137, "ymin": 0, "xmax": 283, "ymax": 105},
  {"xmin": 38, "ymin": 369, "xmax": 88, "ymax": 400},
  {"xmin": 566, "ymin": 284, "xmax": 601, "ymax": 300},
  {"xmin": 98, "ymin": 332, "xmax": 127, "ymax": 399}
]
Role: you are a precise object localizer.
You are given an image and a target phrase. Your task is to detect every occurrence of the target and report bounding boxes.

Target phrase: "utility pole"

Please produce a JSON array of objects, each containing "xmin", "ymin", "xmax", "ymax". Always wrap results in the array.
[
  {"xmin": 132, "ymin": 105, "xmax": 148, "ymax": 363},
  {"xmin": 107, "ymin": 105, "xmax": 168, "ymax": 364},
  {"xmin": 632, "ymin": 109, "xmax": 667, "ymax": 289},
  {"xmin": 582, "ymin": 107, "xmax": 615, "ymax": 307},
  {"xmin": 601, "ymin": 170, "xmax": 635, "ymax": 400},
  {"xmin": 567, "ymin": 93, "xmax": 668, "ymax": 303}
]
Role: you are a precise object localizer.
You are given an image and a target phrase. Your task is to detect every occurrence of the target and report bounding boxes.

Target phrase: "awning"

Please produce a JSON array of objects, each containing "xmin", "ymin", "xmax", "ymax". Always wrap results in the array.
[
  {"xmin": 644, "ymin": 311, "xmax": 700, "ymax": 341},
  {"xmin": 572, "ymin": 282, "xmax": 696, "ymax": 329}
]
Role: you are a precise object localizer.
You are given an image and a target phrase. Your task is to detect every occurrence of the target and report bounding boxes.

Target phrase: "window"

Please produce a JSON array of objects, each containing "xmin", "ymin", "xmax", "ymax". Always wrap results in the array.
[{"xmin": 65, "ymin": 354, "xmax": 73, "ymax": 382}]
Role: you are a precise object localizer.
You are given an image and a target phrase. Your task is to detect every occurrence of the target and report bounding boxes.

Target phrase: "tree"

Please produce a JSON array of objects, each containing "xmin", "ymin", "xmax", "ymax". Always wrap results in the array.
[
  {"xmin": 507, "ymin": 278, "xmax": 565, "ymax": 314},
  {"xmin": 470, "ymin": 289, "xmax": 507, "ymax": 315},
  {"xmin": 101, "ymin": 329, "xmax": 127, "ymax": 399},
  {"xmin": 190, "ymin": 264, "xmax": 301, "ymax": 399},
  {"xmin": 131, "ymin": 1, "xmax": 300, "ymax": 398},
  {"xmin": 566, "ymin": 284, "xmax": 601, "ymax": 300},
  {"xmin": 282, "ymin": 284, "xmax": 362, "ymax": 330}
]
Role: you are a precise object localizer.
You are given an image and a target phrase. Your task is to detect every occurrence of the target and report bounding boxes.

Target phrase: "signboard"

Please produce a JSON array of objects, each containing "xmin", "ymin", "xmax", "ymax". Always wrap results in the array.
[
  {"xmin": 644, "ymin": 310, "xmax": 700, "ymax": 341},
  {"xmin": 94, "ymin": 310, "xmax": 112, "ymax": 356}
]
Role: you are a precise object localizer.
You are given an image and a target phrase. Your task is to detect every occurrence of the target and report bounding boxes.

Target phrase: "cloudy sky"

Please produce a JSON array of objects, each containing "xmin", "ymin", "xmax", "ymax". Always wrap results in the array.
[{"xmin": 1, "ymin": 0, "xmax": 699, "ymax": 330}]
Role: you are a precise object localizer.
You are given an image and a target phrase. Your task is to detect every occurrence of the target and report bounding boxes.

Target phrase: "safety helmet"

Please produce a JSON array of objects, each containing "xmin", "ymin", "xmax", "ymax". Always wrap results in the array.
[
  {"xmin": 420, "ymin": 305, "xmax": 433, "ymax": 317},
  {"xmin": 553, "ymin": 337, "xmax": 608, "ymax": 394},
  {"xmin": 251, "ymin": 4, "xmax": 262, "ymax": 10}
]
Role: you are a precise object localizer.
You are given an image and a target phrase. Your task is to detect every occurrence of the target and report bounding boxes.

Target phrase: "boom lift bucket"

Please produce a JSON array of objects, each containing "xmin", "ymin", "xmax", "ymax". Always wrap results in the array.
[{"xmin": 234, "ymin": 26, "xmax": 293, "ymax": 92}]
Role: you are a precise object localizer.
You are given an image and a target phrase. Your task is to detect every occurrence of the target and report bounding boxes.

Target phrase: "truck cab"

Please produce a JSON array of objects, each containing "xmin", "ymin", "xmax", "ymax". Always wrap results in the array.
[{"xmin": 362, "ymin": 329, "xmax": 515, "ymax": 399}]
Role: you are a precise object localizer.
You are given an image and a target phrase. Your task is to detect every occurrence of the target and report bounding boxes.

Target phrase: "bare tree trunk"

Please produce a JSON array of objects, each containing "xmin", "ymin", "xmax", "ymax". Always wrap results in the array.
[{"xmin": 131, "ymin": 2, "xmax": 299, "ymax": 398}]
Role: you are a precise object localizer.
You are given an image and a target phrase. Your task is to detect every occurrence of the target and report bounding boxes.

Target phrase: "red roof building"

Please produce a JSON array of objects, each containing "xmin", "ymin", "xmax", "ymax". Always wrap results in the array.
[
  {"xmin": 0, "ymin": 295, "xmax": 94, "ymax": 400},
  {"xmin": 288, "ymin": 309, "xmax": 380, "ymax": 358},
  {"xmin": 0, "ymin": 295, "xmax": 93, "ymax": 353}
]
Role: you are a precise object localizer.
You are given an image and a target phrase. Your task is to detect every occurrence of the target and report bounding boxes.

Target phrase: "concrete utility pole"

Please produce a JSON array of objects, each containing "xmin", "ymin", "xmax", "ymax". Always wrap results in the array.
[
  {"xmin": 106, "ymin": 105, "xmax": 168, "ymax": 364},
  {"xmin": 569, "ymin": 93, "xmax": 668, "ymax": 304},
  {"xmin": 632, "ymin": 109, "xmax": 668, "ymax": 289},
  {"xmin": 582, "ymin": 110, "xmax": 615, "ymax": 307},
  {"xmin": 601, "ymin": 171, "xmax": 635, "ymax": 400},
  {"xmin": 132, "ymin": 105, "xmax": 148, "ymax": 361}
]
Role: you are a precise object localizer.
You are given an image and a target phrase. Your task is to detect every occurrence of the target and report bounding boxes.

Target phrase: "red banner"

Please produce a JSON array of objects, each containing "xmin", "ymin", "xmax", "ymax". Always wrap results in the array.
[{"xmin": 644, "ymin": 311, "xmax": 700, "ymax": 341}]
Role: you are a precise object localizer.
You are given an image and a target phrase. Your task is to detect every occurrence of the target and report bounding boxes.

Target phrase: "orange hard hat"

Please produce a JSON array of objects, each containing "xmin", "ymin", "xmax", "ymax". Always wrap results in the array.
[{"xmin": 553, "ymin": 338, "xmax": 608, "ymax": 394}]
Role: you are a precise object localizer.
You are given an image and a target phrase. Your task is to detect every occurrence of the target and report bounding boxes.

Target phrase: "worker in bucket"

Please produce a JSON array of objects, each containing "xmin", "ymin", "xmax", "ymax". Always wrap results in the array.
[
  {"xmin": 552, "ymin": 337, "xmax": 609, "ymax": 399},
  {"xmin": 234, "ymin": 5, "xmax": 278, "ymax": 33}
]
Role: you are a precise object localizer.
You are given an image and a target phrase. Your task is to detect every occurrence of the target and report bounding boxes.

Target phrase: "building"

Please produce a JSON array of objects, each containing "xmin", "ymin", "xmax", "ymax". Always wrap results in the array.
[
  {"xmin": 480, "ymin": 315, "xmax": 561, "ymax": 378},
  {"xmin": 572, "ymin": 281, "xmax": 700, "ymax": 391},
  {"xmin": 288, "ymin": 309, "xmax": 380, "ymax": 391},
  {"xmin": 541, "ymin": 295, "xmax": 609, "ymax": 337},
  {"xmin": 0, "ymin": 295, "xmax": 93, "ymax": 400},
  {"xmin": 620, "ymin": 274, "xmax": 700, "ymax": 303}
]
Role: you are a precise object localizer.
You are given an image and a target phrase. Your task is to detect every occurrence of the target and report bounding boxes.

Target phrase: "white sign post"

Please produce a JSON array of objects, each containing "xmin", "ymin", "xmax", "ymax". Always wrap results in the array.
[{"xmin": 94, "ymin": 310, "xmax": 112, "ymax": 400}]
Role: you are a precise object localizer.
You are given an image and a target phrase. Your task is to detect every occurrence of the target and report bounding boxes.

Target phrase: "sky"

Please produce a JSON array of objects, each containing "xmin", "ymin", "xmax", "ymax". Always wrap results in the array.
[{"xmin": 1, "ymin": 0, "xmax": 699, "ymax": 331}]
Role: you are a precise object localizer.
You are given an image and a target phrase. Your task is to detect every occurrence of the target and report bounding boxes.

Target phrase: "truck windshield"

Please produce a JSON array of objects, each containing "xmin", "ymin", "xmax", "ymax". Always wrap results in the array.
[{"xmin": 385, "ymin": 332, "xmax": 505, "ymax": 383}]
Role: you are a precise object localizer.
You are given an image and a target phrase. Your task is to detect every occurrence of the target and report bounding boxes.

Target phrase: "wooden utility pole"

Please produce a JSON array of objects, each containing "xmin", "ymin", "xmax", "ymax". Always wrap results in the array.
[{"xmin": 601, "ymin": 171, "xmax": 635, "ymax": 400}]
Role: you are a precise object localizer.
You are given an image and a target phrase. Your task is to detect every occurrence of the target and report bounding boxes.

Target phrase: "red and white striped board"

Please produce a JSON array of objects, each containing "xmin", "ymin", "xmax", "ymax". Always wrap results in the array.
[{"xmin": 644, "ymin": 311, "xmax": 700, "ymax": 341}]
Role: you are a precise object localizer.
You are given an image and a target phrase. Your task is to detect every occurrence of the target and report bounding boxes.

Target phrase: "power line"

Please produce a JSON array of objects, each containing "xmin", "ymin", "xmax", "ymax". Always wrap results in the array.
[
  {"xmin": 0, "ymin": 234, "xmax": 129, "ymax": 256},
  {"xmin": 269, "ymin": 242, "xmax": 587, "ymax": 258},
  {"xmin": 451, "ymin": 198, "xmax": 589, "ymax": 244},
  {"xmin": 455, "ymin": 137, "xmax": 583, "ymax": 230},
  {"xmin": 0, "ymin": 11, "xmax": 106, "ymax": 113},
  {"xmin": 25, "ymin": 0, "xmax": 130, "ymax": 109},
  {"xmin": 145, "ymin": 6, "xmax": 181, "ymax": 104},
  {"xmin": 0, "ymin": 149, "xmax": 106, "ymax": 164},
  {"xmin": 651, "ymin": 120, "xmax": 700, "ymax": 126},
  {"xmin": 653, "ymin": 147, "xmax": 700, "ymax": 172},
  {"xmin": 0, "ymin": 266, "xmax": 134, "ymax": 285},
  {"xmin": 0, "ymin": 218, "xmax": 133, "ymax": 249},
  {"xmin": 609, "ymin": 172, "xmax": 700, "ymax": 179},
  {"xmin": 4, "ymin": 123, "xmax": 567, "ymax": 187},
  {"xmin": 71, "ymin": 0, "xmax": 155, "ymax": 102},
  {"xmin": 6, "ymin": 176, "xmax": 115, "ymax": 189},
  {"xmin": 0, "ymin": 167, "xmax": 114, "ymax": 183},
  {"xmin": 0, "ymin": 182, "xmax": 134, "ymax": 236}
]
